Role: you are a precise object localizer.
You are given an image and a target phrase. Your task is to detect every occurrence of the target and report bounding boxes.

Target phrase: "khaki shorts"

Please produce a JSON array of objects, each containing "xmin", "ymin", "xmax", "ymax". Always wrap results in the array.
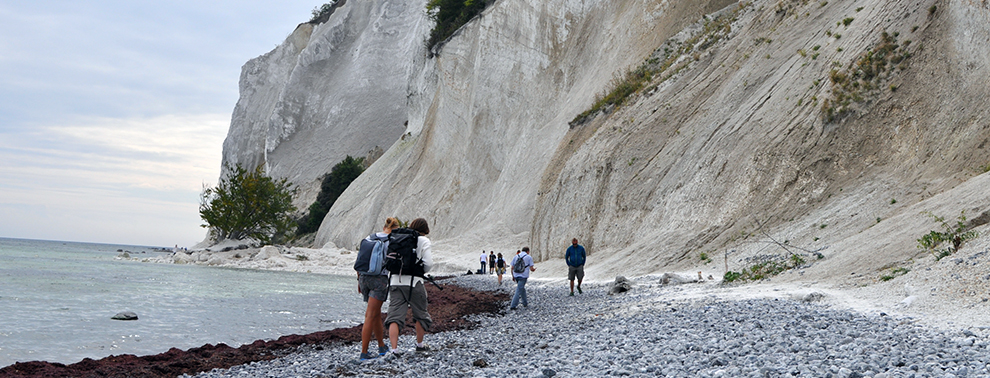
[
  {"xmin": 384, "ymin": 282, "xmax": 433, "ymax": 332},
  {"xmin": 568, "ymin": 265, "xmax": 585, "ymax": 281},
  {"xmin": 359, "ymin": 274, "xmax": 389, "ymax": 302}
]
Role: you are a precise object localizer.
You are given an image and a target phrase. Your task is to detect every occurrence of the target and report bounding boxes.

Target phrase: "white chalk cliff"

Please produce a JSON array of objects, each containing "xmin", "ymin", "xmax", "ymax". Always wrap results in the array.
[
  {"xmin": 220, "ymin": 0, "xmax": 990, "ymax": 288},
  {"xmin": 221, "ymin": 0, "xmax": 432, "ymax": 205}
]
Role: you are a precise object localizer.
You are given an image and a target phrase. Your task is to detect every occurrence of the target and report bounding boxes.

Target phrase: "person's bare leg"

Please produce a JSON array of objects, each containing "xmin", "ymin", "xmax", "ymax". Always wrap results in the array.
[
  {"xmin": 389, "ymin": 322, "xmax": 400, "ymax": 350},
  {"xmin": 368, "ymin": 298, "xmax": 386, "ymax": 349},
  {"xmin": 361, "ymin": 298, "xmax": 382, "ymax": 354},
  {"xmin": 415, "ymin": 321, "xmax": 425, "ymax": 344}
]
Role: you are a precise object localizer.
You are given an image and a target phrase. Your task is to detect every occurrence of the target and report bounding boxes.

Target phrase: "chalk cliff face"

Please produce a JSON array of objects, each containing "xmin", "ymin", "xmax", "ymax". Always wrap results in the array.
[
  {"xmin": 221, "ymin": 0, "xmax": 431, "ymax": 207},
  {"xmin": 313, "ymin": 0, "xmax": 737, "ymax": 254},
  {"xmin": 223, "ymin": 0, "xmax": 990, "ymax": 282}
]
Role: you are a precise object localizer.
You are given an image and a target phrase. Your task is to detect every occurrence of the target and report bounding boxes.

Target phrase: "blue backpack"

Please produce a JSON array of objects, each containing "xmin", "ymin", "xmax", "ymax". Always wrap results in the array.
[
  {"xmin": 368, "ymin": 237, "xmax": 387, "ymax": 275},
  {"xmin": 354, "ymin": 233, "xmax": 389, "ymax": 275}
]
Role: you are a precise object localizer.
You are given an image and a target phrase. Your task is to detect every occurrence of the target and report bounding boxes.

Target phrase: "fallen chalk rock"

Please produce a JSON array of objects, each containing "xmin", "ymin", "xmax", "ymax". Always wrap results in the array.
[
  {"xmin": 609, "ymin": 276, "xmax": 635, "ymax": 295},
  {"xmin": 792, "ymin": 291, "xmax": 827, "ymax": 302},
  {"xmin": 111, "ymin": 311, "xmax": 139, "ymax": 321},
  {"xmin": 253, "ymin": 246, "xmax": 282, "ymax": 261},
  {"xmin": 659, "ymin": 272, "xmax": 699, "ymax": 286}
]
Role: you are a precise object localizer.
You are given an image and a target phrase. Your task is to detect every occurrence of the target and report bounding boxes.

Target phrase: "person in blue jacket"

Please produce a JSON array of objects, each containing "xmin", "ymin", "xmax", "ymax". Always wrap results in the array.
[{"xmin": 565, "ymin": 238, "xmax": 586, "ymax": 296}]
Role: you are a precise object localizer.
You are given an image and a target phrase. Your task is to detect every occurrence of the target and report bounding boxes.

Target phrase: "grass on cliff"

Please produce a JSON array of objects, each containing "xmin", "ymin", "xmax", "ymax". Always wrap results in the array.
[
  {"xmin": 570, "ymin": 4, "xmax": 745, "ymax": 126},
  {"xmin": 821, "ymin": 31, "xmax": 912, "ymax": 122}
]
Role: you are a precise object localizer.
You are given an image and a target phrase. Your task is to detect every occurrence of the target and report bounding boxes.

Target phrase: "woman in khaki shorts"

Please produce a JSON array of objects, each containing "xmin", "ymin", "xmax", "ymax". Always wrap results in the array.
[{"xmin": 384, "ymin": 218, "xmax": 434, "ymax": 355}]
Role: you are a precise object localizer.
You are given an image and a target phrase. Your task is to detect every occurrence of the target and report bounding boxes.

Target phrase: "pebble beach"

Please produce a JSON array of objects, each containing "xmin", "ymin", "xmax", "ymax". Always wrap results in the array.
[{"xmin": 186, "ymin": 275, "xmax": 990, "ymax": 378}]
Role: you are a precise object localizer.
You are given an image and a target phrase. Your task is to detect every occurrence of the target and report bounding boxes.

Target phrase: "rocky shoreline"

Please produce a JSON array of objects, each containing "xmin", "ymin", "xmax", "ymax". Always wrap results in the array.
[
  {"xmin": 5, "ymin": 274, "xmax": 990, "ymax": 378},
  {"xmin": 0, "ymin": 278, "xmax": 507, "ymax": 378},
  {"xmin": 185, "ymin": 276, "xmax": 990, "ymax": 378}
]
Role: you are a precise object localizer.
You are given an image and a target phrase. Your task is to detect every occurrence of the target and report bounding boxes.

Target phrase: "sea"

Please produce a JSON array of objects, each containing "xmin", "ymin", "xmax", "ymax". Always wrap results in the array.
[{"xmin": 0, "ymin": 237, "xmax": 366, "ymax": 368}]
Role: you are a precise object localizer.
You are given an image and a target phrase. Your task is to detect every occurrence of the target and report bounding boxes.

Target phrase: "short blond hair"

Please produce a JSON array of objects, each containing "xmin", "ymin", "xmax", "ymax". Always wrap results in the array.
[{"xmin": 384, "ymin": 217, "xmax": 400, "ymax": 230}]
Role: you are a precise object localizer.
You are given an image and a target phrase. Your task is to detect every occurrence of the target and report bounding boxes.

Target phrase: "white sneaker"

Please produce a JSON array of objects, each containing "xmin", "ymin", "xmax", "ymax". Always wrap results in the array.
[{"xmin": 384, "ymin": 349, "xmax": 403, "ymax": 360}]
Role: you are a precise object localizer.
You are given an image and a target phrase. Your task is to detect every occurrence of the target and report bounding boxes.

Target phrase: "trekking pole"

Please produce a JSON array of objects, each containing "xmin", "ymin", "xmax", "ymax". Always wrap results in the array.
[{"xmin": 424, "ymin": 274, "xmax": 443, "ymax": 290}]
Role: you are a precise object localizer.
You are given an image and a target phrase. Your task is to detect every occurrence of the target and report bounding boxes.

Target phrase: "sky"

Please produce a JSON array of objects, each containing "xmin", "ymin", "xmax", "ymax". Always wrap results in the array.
[{"xmin": 0, "ymin": 1, "xmax": 325, "ymax": 247}]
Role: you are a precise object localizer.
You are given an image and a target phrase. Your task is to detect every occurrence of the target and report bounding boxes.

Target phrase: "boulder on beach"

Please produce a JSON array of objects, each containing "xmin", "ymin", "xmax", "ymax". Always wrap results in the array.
[
  {"xmin": 207, "ymin": 255, "xmax": 225, "ymax": 266},
  {"xmin": 172, "ymin": 252, "xmax": 194, "ymax": 264},
  {"xmin": 659, "ymin": 272, "xmax": 700, "ymax": 286},
  {"xmin": 609, "ymin": 276, "xmax": 635, "ymax": 295},
  {"xmin": 111, "ymin": 311, "xmax": 138, "ymax": 321},
  {"xmin": 253, "ymin": 246, "xmax": 282, "ymax": 261},
  {"xmin": 792, "ymin": 291, "xmax": 827, "ymax": 303}
]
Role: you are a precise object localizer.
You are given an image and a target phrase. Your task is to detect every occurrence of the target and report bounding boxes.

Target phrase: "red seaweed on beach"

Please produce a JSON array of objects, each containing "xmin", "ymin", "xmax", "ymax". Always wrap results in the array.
[{"xmin": 0, "ymin": 279, "xmax": 507, "ymax": 378}]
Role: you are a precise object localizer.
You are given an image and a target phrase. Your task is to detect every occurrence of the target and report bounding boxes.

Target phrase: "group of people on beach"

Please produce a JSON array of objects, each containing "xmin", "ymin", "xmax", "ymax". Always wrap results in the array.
[{"xmin": 352, "ymin": 216, "xmax": 588, "ymax": 361}]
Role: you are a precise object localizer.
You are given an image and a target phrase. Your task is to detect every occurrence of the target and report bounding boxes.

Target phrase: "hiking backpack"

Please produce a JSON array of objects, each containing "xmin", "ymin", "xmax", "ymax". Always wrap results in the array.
[
  {"xmin": 383, "ymin": 228, "xmax": 424, "ymax": 277},
  {"xmin": 512, "ymin": 254, "xmax": 528, "ymax": 274},
  {"xmin": 354, "ymin": 233, "xmax": 389, "ymax": 275}
]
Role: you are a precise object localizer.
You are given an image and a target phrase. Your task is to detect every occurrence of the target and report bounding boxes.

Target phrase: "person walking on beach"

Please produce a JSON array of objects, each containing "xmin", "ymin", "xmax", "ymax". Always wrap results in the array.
[
  {"xmin": 488, "ymin": 251, "xmax": 496, "ymax": 275},
  {"xmin": 354, "ymin": 217, "xmax": 399, "ymax": 360},
  {"xmin": 495, "ymin": 253, "xmax": 506, "ymax": 285},
  {"xmin": 479, "ymin": 250, "xmax": 488, "ymax": 274},
  {"xmin": 509, "ymin": 247, "xmax": 536, "ymax": 310},
  {"xmin": 565, "ymin": 238, "xmax": 586, "ymax": 296},
  {"xmin": 385, "ymin": 218, "xmax": 434, "ymax": 356}
]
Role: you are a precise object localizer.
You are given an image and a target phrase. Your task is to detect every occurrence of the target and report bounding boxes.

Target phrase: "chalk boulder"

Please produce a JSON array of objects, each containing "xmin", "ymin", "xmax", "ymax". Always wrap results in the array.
[
  {"xmin": 659, "ymin": 272, "xmax": 700, "ymax": 286},
  {"xmin": 609, "ymin": 276, "xmax": 635, "ymax": 295},
  {"xmin": 253, "ymin": 246, "xmax": 282, "ymax": 261}
]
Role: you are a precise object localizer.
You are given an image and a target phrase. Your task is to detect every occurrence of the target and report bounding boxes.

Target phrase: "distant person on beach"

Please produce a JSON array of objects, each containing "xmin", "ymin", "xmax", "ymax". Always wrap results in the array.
[
  {"xmin": 354, "ymin": 217, "xmax": 399, "ymax": 360},
  {"xmin": 509, "ymin": 247, "xmax": 536, "ymax": 310},
  {"xmin": 565, "ymin": 238, "xmax": 586, "ymax": 296},
  {"xmin": 385, "ymin": 218, "xmax": 434, "ymax": 356},
  {"xmin": 513, "ymin": 250, "xmax": 521, "ymax": 282},
  {"xmin": 488, "ymin": 251, "xmax": 496, "ymax": 275},
  {"xmin": 496, "ymin": 253, "xmax": 506, "ymax": 285},
  {"xmin": 479, "ymin": 250, "xmax": 488, "ymax": 274}
]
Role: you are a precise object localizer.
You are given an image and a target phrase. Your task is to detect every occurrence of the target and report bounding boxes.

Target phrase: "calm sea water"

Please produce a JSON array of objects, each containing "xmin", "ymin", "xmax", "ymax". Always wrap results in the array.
[{"xmin": 0, "ymin": 238, "xmax": 365, "ymax": 367}]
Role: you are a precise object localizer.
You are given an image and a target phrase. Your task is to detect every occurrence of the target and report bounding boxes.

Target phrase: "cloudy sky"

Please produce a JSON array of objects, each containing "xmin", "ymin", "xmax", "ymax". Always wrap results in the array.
[{"xmin": 0, "ymin": 1, "xmax": 323, "ymax": 247}]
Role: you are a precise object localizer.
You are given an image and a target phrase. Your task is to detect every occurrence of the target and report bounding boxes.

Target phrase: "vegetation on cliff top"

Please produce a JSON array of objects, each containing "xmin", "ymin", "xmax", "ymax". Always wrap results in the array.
[
  {"xmin": 309, "ymin": 1, "xmax": 342, "ymax": 25},
  {"xmin": 425, "ymin": 0, "xmax": 494, "ymax": 52}
]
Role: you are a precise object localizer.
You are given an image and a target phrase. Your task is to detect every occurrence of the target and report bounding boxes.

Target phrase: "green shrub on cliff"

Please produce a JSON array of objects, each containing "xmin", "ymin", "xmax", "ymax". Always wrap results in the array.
[
  {"xmin": 309, "ymin": 2, "xmax": 340, "ymax": 24},
  {"xmin": 917, "ymin": 211, "xmax": 979, "ymax": 261},
  {"xmin": 425, "ymin": 0, "xmax": 493, "ymax": 51},
  {"xmin": 296, "ymin": 156, "xmax": 365, "ymax": 235},
  {"xmin": 200, "ymin": 164, "xmax": 296, "ymax": 244}
]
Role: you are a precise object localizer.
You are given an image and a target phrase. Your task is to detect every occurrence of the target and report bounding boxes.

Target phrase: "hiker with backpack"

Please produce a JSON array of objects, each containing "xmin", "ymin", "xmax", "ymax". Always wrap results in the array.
[
  {"xmin": 354, "ymin": 217, "xmax": 399, "ymax": 360},
  {"xmin": 383, "ymin": 218, "xmax": 434, "ymax": 356},
  {"xmin": 565, "ymin": 238, "xmax": 586, "ymax": 296},
  {"xmin": 509, "ymin": 247, "xmax": 536, "ymax": 310},
  {"xmin": 488, "ymin": 251, "xmax": 496, "ymax": 275},
  {"xmin": 495, "ymin": 252, "xmax": 506, "ymax": 285}
]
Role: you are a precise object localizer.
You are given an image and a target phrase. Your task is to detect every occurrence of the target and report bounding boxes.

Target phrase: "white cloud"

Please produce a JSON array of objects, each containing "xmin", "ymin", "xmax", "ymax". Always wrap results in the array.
[
  {"xmin": 0, "ymin": 1, "xmax": 321, "ymax": 245},
  {"xmin": 0, "ymin": 114, "xmax": 228, "ymax": 246}
]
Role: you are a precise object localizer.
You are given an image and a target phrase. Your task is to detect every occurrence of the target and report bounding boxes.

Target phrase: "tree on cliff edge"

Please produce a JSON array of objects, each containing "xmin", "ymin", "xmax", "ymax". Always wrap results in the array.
[{"xmin": 200, "ymin": 164, "xmax": 296, "ymax": 244}]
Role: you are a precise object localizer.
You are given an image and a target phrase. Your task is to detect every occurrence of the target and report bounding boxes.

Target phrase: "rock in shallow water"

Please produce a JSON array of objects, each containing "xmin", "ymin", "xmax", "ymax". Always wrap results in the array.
[{"xmin": 111, "ymin": 311, "xmax": 138, "ymax": 321}]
